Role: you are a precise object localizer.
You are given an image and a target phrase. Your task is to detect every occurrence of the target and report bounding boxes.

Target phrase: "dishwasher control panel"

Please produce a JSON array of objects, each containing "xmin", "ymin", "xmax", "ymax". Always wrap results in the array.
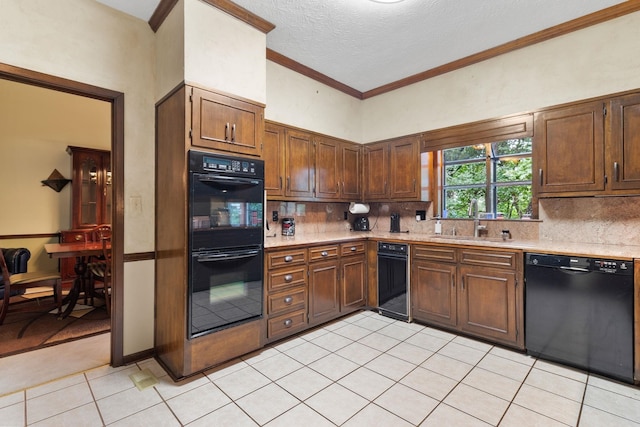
[{"xmin": 526, "ymin": 253, "xmax": 633, "ymax": 276}]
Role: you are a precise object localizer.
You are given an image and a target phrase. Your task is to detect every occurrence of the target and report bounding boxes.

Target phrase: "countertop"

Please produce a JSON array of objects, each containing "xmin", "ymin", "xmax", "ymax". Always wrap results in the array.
[{"xmin": 264, "ymin": 230, "xmax": 640, "ymax": 260}]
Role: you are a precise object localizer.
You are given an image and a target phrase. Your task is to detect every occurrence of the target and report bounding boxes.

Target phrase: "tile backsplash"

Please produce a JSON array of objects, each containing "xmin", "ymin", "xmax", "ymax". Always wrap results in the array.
[{"xmin": 266, "ymin": 196, "xmax": 640, "ymax": 246}]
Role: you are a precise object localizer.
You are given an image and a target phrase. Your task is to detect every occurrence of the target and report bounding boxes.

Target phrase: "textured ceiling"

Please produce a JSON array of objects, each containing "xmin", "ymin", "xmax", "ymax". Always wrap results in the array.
[{"xmin": 96, "ymin": 0, "xmax": 627, "ymax": 93}]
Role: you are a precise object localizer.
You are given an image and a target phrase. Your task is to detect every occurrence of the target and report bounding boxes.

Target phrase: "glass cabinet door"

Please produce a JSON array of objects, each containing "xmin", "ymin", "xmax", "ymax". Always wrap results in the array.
[{"xmin": 68, "ymin": 146, "xmax": 111, "ymax": 229}]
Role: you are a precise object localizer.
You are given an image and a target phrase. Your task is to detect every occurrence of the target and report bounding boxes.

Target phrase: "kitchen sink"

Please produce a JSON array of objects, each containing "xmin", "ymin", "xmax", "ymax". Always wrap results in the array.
[{"xmin": 431, "ymin": 235, "xmax": 509, "ymax": 243}]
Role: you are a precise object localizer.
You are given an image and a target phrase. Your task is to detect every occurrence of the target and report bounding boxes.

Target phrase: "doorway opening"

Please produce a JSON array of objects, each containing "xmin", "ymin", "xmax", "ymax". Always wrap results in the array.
[{"xmin": 0, "ymin": 62, "xmax": 124, "ymax": 366}]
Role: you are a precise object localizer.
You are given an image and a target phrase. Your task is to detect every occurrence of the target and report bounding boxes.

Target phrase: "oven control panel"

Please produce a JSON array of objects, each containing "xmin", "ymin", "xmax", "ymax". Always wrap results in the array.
[{"xmin": 189, "ymin": 150, "xmax": 263, "ymax": 177}]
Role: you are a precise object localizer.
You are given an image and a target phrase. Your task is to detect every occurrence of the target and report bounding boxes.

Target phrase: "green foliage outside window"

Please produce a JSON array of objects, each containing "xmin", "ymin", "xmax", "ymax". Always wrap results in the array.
[{"xmin": 443, "ymin": 138, "xmax": 532, "ymax": 219}]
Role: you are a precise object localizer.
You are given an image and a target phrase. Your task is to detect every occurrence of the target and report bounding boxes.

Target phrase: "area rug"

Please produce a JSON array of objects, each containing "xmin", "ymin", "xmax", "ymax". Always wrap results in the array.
[{"xmin": 0, "ymin": 298, "xmax": 110, "ymax": 358}]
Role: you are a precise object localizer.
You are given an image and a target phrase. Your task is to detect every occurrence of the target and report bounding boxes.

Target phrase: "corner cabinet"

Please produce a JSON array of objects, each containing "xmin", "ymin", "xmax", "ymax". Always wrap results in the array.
[
  {"xmin": 364, "ymin": 136, "xmax": 421, "ymax": 201},
  {"xmin": 67, "ymin": 146, "xmax": 111, "ymax": 229},
  {"xmin": 411, "ymin": 244, "xmax": 523, "ymax": 349},
  {"xmin": 155, "ymin": 85, "xmax": 264, "ymax": 379},
  {"xmin": 190, "ymin": 86, "xmax": 264, "ymax": 158},
  {"xmin": 534, "ymin": 93, "xmax": 640, "ymax": 197}
]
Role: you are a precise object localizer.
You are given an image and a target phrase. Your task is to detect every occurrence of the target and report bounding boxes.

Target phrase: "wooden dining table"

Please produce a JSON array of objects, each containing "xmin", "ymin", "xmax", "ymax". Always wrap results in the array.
[{"xmin": 44, "ymin": 241, "xmax": 110, "ymax": 319}]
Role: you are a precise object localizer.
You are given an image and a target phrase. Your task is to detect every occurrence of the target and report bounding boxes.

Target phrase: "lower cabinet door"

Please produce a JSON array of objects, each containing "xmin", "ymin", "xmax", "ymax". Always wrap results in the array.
[
  {"xmin": 458, "ymin": 265, "xmax": 518, "ymax": 345},
  {"xmin": 411, "ymin": 259, "xmax": 457, "ymax": 327},
  {"xmin": 309, "ymin": 260, "xmax": 340, "ymax": 325},
  {"xmin": 341, "ymin": 255, "xmax": 366, "ymax": 313}
]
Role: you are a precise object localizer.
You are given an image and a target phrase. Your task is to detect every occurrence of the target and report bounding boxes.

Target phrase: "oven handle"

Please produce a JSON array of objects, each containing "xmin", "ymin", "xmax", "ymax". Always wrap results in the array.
[
  {"xmin": 197, "ymin": 175, "xmax": 261, "ymax": 186},
  {"xmin": 196, "ymin": 249, "xmax": 260, "ymax": 262}
]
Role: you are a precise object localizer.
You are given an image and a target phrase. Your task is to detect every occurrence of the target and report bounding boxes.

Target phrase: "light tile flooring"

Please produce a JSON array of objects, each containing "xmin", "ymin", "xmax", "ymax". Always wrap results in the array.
[{"xmin": 2, "ymin": 311, "xmax": 640, "ymax": 426}]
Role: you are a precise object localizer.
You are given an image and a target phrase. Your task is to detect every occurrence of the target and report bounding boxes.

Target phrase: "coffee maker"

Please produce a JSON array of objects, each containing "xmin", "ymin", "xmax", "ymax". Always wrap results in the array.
[
  {"xmin": 349, "ymin": 202, "xmax": 371, "ymax": 231},
  {"xmin": 353, "ymin": 216, "xmax": 370, "ymax": 231}
]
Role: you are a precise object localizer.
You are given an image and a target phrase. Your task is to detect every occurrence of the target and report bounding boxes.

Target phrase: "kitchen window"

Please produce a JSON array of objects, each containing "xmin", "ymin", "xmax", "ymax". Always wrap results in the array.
[{"xmin": 442, "ymin": 138, "xmax": 532, "ymax": 219}]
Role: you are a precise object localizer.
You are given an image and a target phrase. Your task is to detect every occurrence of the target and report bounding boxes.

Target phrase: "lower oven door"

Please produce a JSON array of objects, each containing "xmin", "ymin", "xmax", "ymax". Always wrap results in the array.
[{"xmin": 189, "ymin": 245, "xmax": 263, "ymax": 338}]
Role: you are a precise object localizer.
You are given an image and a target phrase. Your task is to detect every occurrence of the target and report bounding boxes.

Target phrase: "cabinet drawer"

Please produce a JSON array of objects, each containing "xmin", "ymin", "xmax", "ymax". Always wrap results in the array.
[
  {"xmin": 340, "ymin": 241, "xmax": 366, "ymax": 256},
  {"xmin": 267, "ymin": 249, "xmax": 307, "ymax": 269},
  {"xmin": 459, "ymin": 249, "xmax": 519, "ymax": 270},
  {"xmin": 61, "ymin": 229, "xmax": 92, "ymax": 243},
  {"xmin": 309, "ymin": 245, "xmax": 339, "ymax": 262},
  {"xmin": 268, "ymin": 267, "xmax": 307, "ymax": 292},
  {"xmin": 267, "ymin": 309, "xmax": 307, "ymax": 340},
  {"xmin": 412, "ymin": 245, "xmax": 457, "ymax": 262},
  {"xmin": 267, "ymin": 287, "xmax": 307, "ymax": 315}
]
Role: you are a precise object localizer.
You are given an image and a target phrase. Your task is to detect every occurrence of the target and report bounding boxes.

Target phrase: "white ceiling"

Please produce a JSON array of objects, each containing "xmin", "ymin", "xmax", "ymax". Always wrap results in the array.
[{"xmin": 96, "ymin": 0, "xmax": 627, "ymax": 93}]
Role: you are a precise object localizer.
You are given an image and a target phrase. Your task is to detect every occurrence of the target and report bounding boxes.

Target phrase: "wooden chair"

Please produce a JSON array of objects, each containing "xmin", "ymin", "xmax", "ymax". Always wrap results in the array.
[
  {"xmin": 0, "ymin": 248, "xmax": 62, "ymax": 325},
  {"xmin": 87, "ymin": 226, "xmax": 112, "ymax": 314}
]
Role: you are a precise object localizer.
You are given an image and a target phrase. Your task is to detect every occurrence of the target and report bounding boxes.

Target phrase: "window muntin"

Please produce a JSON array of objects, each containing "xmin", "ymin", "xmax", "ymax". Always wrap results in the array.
[{"xmin": 442, "ymin": 138, "xmax": 532, "ymax": 219}]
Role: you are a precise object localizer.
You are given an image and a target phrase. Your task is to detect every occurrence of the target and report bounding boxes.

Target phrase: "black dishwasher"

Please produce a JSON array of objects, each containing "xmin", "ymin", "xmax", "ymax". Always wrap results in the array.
[
  {"xmin": 377, "ymin": 242, "xmax": 409, "ymax": 321},
  {"xmin": 525, "ymin": 253, "xmax": 634, "ymax": 383}
]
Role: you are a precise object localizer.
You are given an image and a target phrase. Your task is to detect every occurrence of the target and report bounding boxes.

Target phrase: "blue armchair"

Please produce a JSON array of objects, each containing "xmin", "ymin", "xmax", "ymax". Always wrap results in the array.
[{"xmin": 0, "ymin": 248, "xmax": 31, "ymax": 299}]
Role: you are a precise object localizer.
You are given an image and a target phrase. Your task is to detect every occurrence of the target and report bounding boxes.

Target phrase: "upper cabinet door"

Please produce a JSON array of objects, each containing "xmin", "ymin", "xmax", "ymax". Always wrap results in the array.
[
  {"xmin": 389, "ymin": 136, "xmax": 420, "ymax": 200},
  {"xmin": 191, "ymin": 87, "xmax": 264, "ymax": 157},
  {"xmin": 285, "ymin": 129, "xmax": 315, "ymax": 199},
  {"xmin": 341, "ymin": 143, "xmax": 362, "ymax": 200},
  {"xmin": 608, "ymin": 94, "xmax": 640, "ymax": 192},
  {"xmin": 264, "ymin": 122, "xmax": 286, "ymax": 197},
  {"xmin": 534, "ymin": 101, "xmax": 605, "ymax": 196},
  {"xmin": 364, "ymin": 142, "xmax": 389, "ymax": 200},
  {"xmin": 314, "ymin": 136, "xmax": 341, "ymax": 200}
]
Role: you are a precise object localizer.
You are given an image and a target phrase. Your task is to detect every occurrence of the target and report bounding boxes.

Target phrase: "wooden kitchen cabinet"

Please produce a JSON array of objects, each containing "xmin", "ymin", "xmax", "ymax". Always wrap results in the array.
[
  {"xmin": 608, "ymin": 93, "xmax": 640, "ymax": 192},
  {"xmin": 411, "ymin": 245, "xmax": 457, "ymax": 328},
  {"xmin": 191, "ymin": 87, "xmax": 264, "ymax": 157},
  {"xmin": 534, "ymin": 93, "xmax": 640, "ymax": 197},
  {"xmin": 265, "ymin": 247, "xmax": 308, "ymax": 342},
  {"xmin": 263, "ymin": 122, "xmax": 286, "ymax": 197},
  {"xmin": 458, "ymin": 264, "xmax": 518, "ymax": 344},
  {"xmin": 315, "ymin": 136, "xmax": 341, "ymax": 200},
  {"xmin": 341, "ymin": 143, "xmax": 363, "ymax": 200},
  {"xmin": 389, "ymin": 136, "xmax": 421, "ymax": 200},
  {"xmin": 410, "ymin": 244, "xmax": 523, "ymax": 349},
  {"xmin": 364, "ymin": 136, "xmax": 421, "ymax": 201},
  {"xmin": 308, "ymin": 245, "xmax": 340, "ymax": 325},
  {"xmin": 285, "ymin": 128, "xmax": 315, "ymax": 199},
  {"xmin": 534, "ymin": 100, "xmax": 605, "ymax": 195},
  {"xmin": 155, "ymin": 85, "xmax": 264, "ymax": 379},
  {"xmin": 364, "ymin": 142, "xmax": 389, "ymax": 200},
  {"xmin": 340, "ymin": 242, "xmax": 367, "ymax": 313}
]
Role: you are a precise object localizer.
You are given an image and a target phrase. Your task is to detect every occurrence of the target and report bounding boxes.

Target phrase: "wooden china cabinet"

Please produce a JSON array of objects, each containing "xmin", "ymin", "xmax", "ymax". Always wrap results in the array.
[{"xmin": 60, "ymin": 146, "xmax": 111, "ymax": 287}]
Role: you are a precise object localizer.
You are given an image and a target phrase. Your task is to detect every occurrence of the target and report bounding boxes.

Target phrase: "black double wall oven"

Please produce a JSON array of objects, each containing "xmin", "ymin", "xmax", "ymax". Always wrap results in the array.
[{"xmin": 188, "ymin": 150, "xmax": 264, "ymax": 338}]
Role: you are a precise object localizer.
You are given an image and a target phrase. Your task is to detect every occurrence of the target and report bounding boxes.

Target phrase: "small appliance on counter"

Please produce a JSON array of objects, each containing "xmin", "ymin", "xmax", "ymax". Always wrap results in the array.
[
  {"xmin": 353, "ymin": 216, "xmax": 370, "ymax": 231},
  {"xmin": 390, "ymin": 213, "xmax": 401, "ymax": 233},
  {"xmin": 281, "ymin": 217, "xmax": 295, "ymax": 236}
]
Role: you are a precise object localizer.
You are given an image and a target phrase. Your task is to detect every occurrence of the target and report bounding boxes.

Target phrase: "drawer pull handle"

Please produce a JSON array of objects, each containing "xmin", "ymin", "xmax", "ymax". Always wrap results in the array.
[
  {"xmin": 321, "ymin": 251, "xmax": 328, "ymax": 257},
  {"xmin": 225, "ymin": 122, "xmax": 230, "ymax": 141},
  {"xmin": 74, "ymin": 235, "xmax": 84, "ymax": 241},
  {"xmin": 350, "ymin": 246, "xmax": 357, "ymax": 251},
  {"xmin": 284, "ymin": 255, "xmax": 293, "ymax": 262},
  {"xmin": 284, "ymin": 296, "xmax": 293, "ymax": 304},
  {"xmin": 284, "ymin": 319, "xmax": 293, "ymax": 328},
  {"xmin": 284, "ymin": 274, "xmax": 293, "ymax": 282}
]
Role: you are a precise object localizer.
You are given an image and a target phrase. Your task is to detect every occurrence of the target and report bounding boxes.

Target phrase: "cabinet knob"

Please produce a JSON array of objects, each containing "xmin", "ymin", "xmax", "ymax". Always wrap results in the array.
[
  {"xmin": 284, "ymin": 296, "xmax": 293, "ymax": 304},
  {"xmin": 283, "ymin": 319, "xmax": 293, "ymax": 328},
  {"xmin": 284, "ymin": 274, "xmax": 293, "ymax": 282},
  {"xmin": 74, "ymin": 235, "xmax": 84, "ymax": 242},
  {"xmin": 284, "ymin": 255, "xmax": 293, "ymax": 262},
  {"xmin": 350, "ymin": 246, "xmax": 356, "ymax": 252},
  {"xmin": 321, "ymin": 251, "xmax": 328, "ymax": 257}
]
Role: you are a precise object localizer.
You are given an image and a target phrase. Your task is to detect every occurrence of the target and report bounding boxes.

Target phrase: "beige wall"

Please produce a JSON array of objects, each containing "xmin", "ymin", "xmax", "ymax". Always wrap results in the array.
[
  {"xmin": 265, "ymin": 61, "xmax": 363, "ymax": 142},
  {"xmin": 155, "ymin": 0, "xmax": 185, "ymax": 100},
  {"xmin": 0, "ymin": 0, "xmax": 156, "ymax": 355},
  {"xmin": 0, "ymin": 80, "xmax": 110, "ymax": 272},
  {"xmin": 361, "ymin": 11, "xmax": 640, "ymax": 142}
]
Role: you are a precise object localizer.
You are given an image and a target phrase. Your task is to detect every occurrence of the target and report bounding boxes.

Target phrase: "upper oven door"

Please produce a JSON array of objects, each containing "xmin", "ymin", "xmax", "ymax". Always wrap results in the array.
[{"xmin": 190, "ymin": 172, "xmax": 264, "ymax": 250}]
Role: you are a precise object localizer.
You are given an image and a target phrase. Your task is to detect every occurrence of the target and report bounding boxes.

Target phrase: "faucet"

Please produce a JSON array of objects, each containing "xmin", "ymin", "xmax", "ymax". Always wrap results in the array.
[{"xmin": 468, "ymin": 198, "xmax": 486, "ymax": 237}]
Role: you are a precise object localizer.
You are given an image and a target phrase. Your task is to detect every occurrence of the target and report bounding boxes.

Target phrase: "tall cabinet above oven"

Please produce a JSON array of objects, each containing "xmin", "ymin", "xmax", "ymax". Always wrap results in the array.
[{"xmin": 155, "ymin": 84, "xmax": 266, "ymax": 380}]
